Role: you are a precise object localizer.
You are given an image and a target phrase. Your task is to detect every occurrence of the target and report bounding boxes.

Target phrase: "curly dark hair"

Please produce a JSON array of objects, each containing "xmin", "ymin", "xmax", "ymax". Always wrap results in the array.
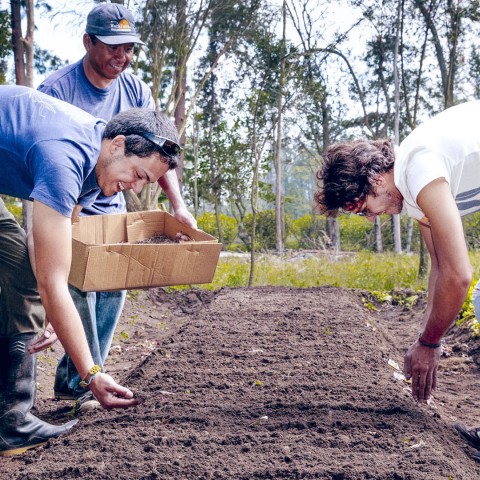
[{"xmin": 313, "ymin": 138, "xmax": 395, "ymax": 217}]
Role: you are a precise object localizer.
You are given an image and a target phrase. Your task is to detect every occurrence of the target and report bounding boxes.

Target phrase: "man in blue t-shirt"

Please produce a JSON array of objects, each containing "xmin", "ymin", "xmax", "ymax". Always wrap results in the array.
[
  {"xmin": 0, "ymin": 85, "xmax": 182, "ymax": 455},
  {"xmin": 36, "ymin": 3, "xmax": 197, "ymax": 413}
]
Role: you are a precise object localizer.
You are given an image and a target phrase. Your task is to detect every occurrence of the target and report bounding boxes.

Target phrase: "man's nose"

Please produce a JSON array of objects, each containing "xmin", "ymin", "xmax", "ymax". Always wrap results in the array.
[
  {"xmin": 114, "ymin": 48, "xmax": 128, "ymax": 60},
  {"xmin": 132, "ymin": 179, "xmax": 146, "ymax": 194}
]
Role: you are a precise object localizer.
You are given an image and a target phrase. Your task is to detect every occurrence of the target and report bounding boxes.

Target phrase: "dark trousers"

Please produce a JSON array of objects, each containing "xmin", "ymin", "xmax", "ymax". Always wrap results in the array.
[{"xmin": 0, "ymin": 198, "xmax": 44, "ymax": 336}]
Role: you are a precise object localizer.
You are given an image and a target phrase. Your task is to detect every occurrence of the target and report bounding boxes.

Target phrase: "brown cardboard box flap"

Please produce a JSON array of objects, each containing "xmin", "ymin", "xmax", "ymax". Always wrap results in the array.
[{"xmin": 69, "ymin": 210, "xmax": 222, "ymax": 291}]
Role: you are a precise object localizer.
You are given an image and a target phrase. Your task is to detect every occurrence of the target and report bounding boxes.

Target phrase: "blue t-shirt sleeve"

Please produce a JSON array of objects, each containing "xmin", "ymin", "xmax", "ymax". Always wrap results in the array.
[
  {"xmin": 37, "ymin": 83, "xmax": 60, "ymax": 99},
  {"xmin": 27, "ymin": 140, "xmax": 87, "ymax": 218}
]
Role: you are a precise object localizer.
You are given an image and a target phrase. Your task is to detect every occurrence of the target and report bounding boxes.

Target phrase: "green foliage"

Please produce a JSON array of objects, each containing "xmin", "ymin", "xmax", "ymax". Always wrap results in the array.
[
  {"xmin": 205, "ymin": 251, "xmax": 424, "ymax": 290},
  {"xmin": 34, "ymin": 47, "xmax": 67, "ymax": 76},
  {"xmin": 363, "ymin": 290, "xmax": 420, "ymax": 311},
  {"xmin": 197, "ymin": 212, "xmax": 238, "ymax": 247},
  {"xmin": 456, "ymin": 279, "xmax": 480, "ymax": 337},
  {"xmin": 0, "ymin": 9, "xmax": 10, "ymax": 85},
  {"xmin": 226, "ymin": 243, "xmax": 247, "ymax": 253},
  {"xmin": 243, "ymin": 209, "xmax": 292, "ymax": 251},
  {"xmin": 290, "ymin": 214, "xmax": 326, "ymax": 250},
  {"xmin": 0, "ymin": 9, "xmax": 10, "ymax": 59},
  {"xmin": 338, "ymin": 215, "xmax": 374, "ymax": 251},
  {"xmin": 1, "ymin": 196, "xmax": 22, "ymax": 224},
  {"xmin": 463, "ymin": 212, "xmax": 480, "ymax": 249},
  {"xmin": 469, "ymin": 46, "xmax": 480, "ymax": 99}
]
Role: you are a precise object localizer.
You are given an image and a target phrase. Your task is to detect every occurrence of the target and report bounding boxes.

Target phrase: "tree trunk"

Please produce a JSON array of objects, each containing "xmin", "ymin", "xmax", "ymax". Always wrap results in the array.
[
  {"xmin": 414, "ymin": 0, "xmax": 461, "ymax": 108},
  {"xmin": 11, "ymin": 0, "xmax": 26, "ymax": 86},
  {"xmin": 193, "ymin": 112, "xmax": 200, "ymax": 217},
  {"xmin": 391, "ymin": 0, "xmax": 403, "ymax": 253},
  {"xmin": 12, "ymin": 0, "xmax": 34, "ymax": 231},
  {"xmin": 320, "ymin": 94, "xmax": 339, "ymax": 252},
  {"xmin": 274, "ymin": 0, "xmax": 286, "ymax": 253},
  {"xmin": 214, "ymin": 199, "xmax": 224, "ymax": 246},
  {"xmin": 375, "ymin": 217, "xmax": 383, "ymax": 253},
  {"xmin": 248, "ymin": 145, "xmax": 260, "ymax": 287},
  {"xmin": 174, "ymin": 0, "xmax": 187, "ymax": 193},
  {"xmin": 418, "ymin": 230, "xmax": 429, "ymax": 279},
  {"xmin": 405, "ymin": 217, "xmax": 414, "ymax": 253}
]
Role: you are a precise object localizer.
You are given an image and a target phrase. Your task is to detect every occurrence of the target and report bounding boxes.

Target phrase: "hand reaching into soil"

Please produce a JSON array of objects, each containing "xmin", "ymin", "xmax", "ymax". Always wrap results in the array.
[
  {"xmin": 403, "ymin": 339, "xmax": 440, "ymax": 402},
  {"xmin": 28, "ymin": 322, "xmax": 58, "ymax": 353},
  {"xmin": 175, "ymin": 232, "xmax": 191, "ymax": 242},
  {"xmin": 89, "ymin": 372, "xmax": 140, "ymax": 409}
]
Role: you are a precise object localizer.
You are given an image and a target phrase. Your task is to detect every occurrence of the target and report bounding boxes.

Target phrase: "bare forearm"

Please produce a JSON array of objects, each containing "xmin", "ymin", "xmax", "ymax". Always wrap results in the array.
[
  {"xmin": 37, "ymin": 281, "xmax": 94, "ymax": 378},
  {"xmin": 158, "ymin": 169, "xmax": 185, "ymax": 211},
  {"xmin": 422, "ymin": 268, "xmax": 471, "ymax": 343},
  {"xmin": 158, "ymin": 169, "xmax": 197, "ymax": 228},
  {"xmin": 420, "ymin": 221, "xmax": 472, "ymax": 343}
]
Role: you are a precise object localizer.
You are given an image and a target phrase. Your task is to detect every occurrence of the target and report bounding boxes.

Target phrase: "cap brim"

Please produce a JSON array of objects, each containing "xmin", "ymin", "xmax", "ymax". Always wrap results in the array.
[{"xmin": 94, "ymin": 34, "xmax": 144, "ymax": 46}]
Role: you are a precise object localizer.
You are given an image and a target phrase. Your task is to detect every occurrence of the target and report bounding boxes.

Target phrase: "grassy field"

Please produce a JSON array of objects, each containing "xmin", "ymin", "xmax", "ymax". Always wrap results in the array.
[
  {"xmin": 207, "ymin": 251, "xmax": 423, "ymax": 290},
  {"xmin": 205, "ymin": 250, "xmax": 480, "ymax": 291}
]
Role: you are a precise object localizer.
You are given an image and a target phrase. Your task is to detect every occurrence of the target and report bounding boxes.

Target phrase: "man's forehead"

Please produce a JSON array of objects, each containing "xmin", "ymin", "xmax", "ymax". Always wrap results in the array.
[
  {"xmin": 94, "ymin": 37, "xmax": 135, "ymax": 48},
  {"xmin": 102, "ymin": 42, "xmax": 135, "ymax": 48}
]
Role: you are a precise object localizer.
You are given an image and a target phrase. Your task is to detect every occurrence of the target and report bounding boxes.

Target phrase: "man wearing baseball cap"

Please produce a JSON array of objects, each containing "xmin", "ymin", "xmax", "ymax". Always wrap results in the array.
[
  {"xmin": 37, "ymin": 2, "xmax": 197, "ymax": 414},
  {"xmin": 39, "ymin": 2, "xmax": 150, "ymax": 116},
  {"xmin": 85, "ymin": 2, "xmax": 145, "ymax": 45}
]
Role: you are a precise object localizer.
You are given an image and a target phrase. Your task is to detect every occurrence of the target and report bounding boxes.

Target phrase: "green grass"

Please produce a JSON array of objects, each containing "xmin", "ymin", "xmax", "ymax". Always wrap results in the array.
[
  {"xmin": 200, "ymin": 250, "xmax": 480, "ymax": 291},
  {"xmin": 205, "ymin": 251, "xmax": 425, "ymax": 290}
]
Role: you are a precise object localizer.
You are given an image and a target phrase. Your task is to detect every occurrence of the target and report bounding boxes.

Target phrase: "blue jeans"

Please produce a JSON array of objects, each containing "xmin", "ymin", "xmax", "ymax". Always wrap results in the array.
[
  {"xmin": 473, "ymin": 279, "xmax": 480, "ymax": 321},
  {"xmin": 54, "ymin": 286, "xmax": 126, "ymax": 398}
]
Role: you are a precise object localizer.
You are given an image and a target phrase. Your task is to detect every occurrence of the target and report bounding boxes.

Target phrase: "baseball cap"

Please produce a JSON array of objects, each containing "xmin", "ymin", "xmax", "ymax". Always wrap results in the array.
[{"xmin": 86, "ymin": 3, "xmax": 144, "ymax": 46}]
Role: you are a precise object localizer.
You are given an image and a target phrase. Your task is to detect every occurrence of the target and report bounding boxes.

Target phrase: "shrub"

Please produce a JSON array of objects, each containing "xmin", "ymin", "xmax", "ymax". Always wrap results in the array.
[
  {"xmin": 197, "ymin": 212, "xmax": 238, "ymax": 248},
  {"xmin": 243, "ymin": 209, "xmax": 293, "ymax": 251},
  {"xmin": 464, "ymin": 212, "xmax": 480, "ymax": 250},
  {"xmin": 290, "ymin": 214, "xmax": 327, "ymax": 249},
  {"xmin": 2, "ymin": 196, "xmax": 22, "ymax": 224},
  {"xmin": 338, "ymin": 215, "xmax": 375, "ymax": 251}
]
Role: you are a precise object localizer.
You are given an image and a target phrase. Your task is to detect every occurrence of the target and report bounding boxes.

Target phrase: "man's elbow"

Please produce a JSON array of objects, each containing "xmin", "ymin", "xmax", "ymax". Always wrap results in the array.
[
  {"xmin": 36, "ymin": 272, "xmax": 67, "ymax": 303},
  {"xmin": 457, "ymin": 266, "xmax": 473, "ymax": 294}
]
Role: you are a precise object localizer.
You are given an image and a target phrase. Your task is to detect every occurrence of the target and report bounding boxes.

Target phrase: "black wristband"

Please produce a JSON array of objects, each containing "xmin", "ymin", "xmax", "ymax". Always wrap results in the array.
[{"xmin": 418, "ymin": 335, "xmax": 441, "ymax": 349}]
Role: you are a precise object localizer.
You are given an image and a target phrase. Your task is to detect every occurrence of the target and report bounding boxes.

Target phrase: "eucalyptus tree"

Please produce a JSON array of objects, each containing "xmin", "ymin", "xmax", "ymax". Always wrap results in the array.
[
  {"xmin": 0, "ymin": 8, "xmax": 10, "ymax": 84},
  {"xmin": 225, "ymin": 4, "xmax": 287, "ymax": 284},
  {"xmin": 469, "ymin": 46, "xmax": 480, "ymax": 99},
  {"xmin": 286, "ymin": 0, "xmax": 339, "ymax": 251},
  {"xmin": 10, "ymin": 0, "xmax": 35, "ymax": 229},
  {"xmin": 11, "ymin": 0, "xmax": 34, "ymax": 87},
  {"xmin": 130, "ymin": 0, "xmax": 262, "ymax": 212},
  {"xmin": 346, "ymin": 0, "xmax": 416, "ymax": 253},
  {"xmin": 412, "ymin": 0, "xmax": 480, "ymax": 109}
]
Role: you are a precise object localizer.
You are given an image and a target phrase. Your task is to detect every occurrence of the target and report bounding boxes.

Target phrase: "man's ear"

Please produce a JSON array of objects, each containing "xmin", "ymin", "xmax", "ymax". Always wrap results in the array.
[
  {"xmin": 109, "ymin": 135, "xmax": 126, "ymax": 155},
  {"xmin": 371, "ymin": 173, "xmax": 386, "ymax": 187},
  {"xmin": 83, "ymin": 33, "xmax": 92, "ymax": 51}
]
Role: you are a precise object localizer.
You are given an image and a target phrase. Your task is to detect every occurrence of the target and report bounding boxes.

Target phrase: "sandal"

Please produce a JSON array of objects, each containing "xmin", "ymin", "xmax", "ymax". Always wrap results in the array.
[
  {"xmin": 453, "ymin": 422, "xmax": 480, "ymax": 449},
  {"xmin": 471, "ymin": 451, "xmax": 480, "ymax": 463}
]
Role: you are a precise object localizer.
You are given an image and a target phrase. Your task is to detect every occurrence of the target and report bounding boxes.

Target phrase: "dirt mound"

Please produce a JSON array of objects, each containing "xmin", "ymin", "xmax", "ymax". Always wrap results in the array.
[{"xmin": 2, "ymin": 286, "xmax": 480, "ymax": 479}]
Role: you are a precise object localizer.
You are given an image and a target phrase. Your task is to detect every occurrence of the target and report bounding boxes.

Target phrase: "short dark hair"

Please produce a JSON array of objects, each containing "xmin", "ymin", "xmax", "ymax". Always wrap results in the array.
[
  {"xmin": 314, "ymin": 138, "xmax": 395, "ymax": 216},
  {"xmin": 88, "ymin": 34, "xmax": 98, "ymax": 45},
  {"xmin": 104, "ymin": 109, "xmax": 180, "ymax": 169}
]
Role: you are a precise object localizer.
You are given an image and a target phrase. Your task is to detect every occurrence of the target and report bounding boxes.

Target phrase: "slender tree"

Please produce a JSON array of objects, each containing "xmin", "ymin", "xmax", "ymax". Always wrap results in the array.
[{"xmin": 11, "ymin": 0, "xmax": 35, "ymax": 230}]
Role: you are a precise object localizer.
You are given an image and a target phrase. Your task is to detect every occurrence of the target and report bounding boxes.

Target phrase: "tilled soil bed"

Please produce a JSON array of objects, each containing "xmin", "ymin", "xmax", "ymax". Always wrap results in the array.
[{"xmin": 2, "ymin": 286, "xmax": 480, "ymax": 479}]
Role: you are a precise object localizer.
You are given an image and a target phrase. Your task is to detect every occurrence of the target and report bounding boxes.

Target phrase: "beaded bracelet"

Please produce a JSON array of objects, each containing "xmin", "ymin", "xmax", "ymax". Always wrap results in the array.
[
  {"xmin": 418, "ymin": 335, "xmax": 441, "ymax": 349},
  {"xmin": 79, "ymin": 364, "xmax": 102, "ymax": 389}
]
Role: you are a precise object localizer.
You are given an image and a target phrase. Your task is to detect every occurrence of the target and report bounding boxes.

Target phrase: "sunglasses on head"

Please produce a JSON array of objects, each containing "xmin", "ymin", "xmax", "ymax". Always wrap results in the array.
[{"xmin": 138, "ymin": 131, "xmax": 182, "ymax": 158}]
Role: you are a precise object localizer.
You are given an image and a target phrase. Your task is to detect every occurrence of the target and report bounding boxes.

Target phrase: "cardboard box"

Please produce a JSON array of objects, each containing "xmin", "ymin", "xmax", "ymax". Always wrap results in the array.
[{"xmin": 69, "ymin": 210, "xmax": 222, "ymax": 292}]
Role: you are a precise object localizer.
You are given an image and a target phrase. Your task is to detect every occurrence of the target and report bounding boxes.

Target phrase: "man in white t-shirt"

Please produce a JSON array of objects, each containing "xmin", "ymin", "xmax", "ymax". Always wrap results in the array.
[{"xmin": 314, "ymin": 101, "xmax": 480, "ymax": 456}]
